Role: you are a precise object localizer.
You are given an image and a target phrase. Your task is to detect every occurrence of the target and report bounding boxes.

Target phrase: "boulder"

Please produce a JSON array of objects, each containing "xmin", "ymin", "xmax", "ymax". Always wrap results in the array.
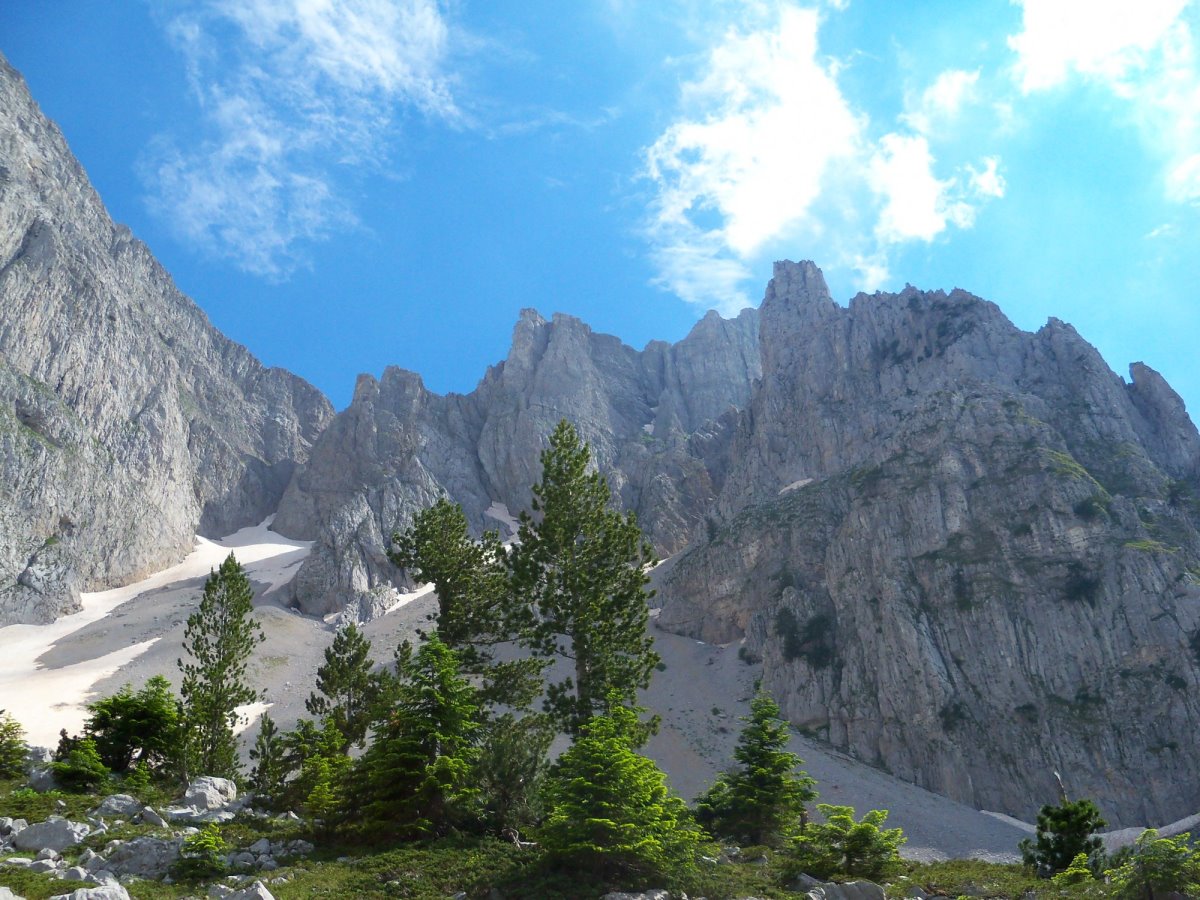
[
  {"xmin": 102, "ymin": 836, "xmax": 182, "ymax": 878},
  {"xmin": 601, "ymin": 893, "xmax": 671, "ymax": 900},
  {"xmin": 228, "ymin": 883, "xmax": 275, "ymax": 900},
  {"xmin": 61, "ymin": 866, "xmax": 91, "ymax": 881},
  {"xmin": 0, "ymin": 887, "xmax": 25, "ymax": 900},
  {"xmin": 12, "ymin": 817, "xmax": 89, "ymax": 852},
  {"xmin": 139, "ymin": 807, "xmax": 167, "ymax": 828},
  {"xmin": 48, "ymin": 887, "xmax": 132, "ymax": 900},
  {"xmin": 92, "ymin": 796, "xmax": 142, "ymax": 818},
  {"xmin": 183, "ymin": 777, "xmax": 238, "ymax": 811},
  {"xmin": 0, "ymin": 817, "xmax": 25, "ymax": 836},
  {"xmin": 26, "ymin": 766, "xmax": 58, "ymax": 793},
  {"xmin": 806, "ymin": 881, "xmax": 886, "ymax": 900}
]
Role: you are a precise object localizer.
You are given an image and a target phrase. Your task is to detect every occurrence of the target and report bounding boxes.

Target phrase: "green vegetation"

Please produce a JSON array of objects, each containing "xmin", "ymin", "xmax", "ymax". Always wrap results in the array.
[
  {"xmin": 784, "ymin": 804, "xmax": 905, "ymax": 882},
  {"xmin": 82, "ymin": 674, "xmax": 181, "ymax": 773},
  {"xmin": 695, "ymin": 691, "xmax": 816, "ymax": 847},
  {"xmin": 304, "ymin": 623, "xmax": 385, "ymax": 751},
  {"xmin": 173, "ymin": 823, "xmax": 229, "ymax": 880},
  {"xmin": 539, "ymin": 702, "xmax": 702, "ymax": 882},
  {"xmin": 1108, "ymin": 829, "xmax": 1200, "ymax": 898},
  {"xmin": 1123, "ymin": 538, "xmax": 1175, "ymax": 553},
  {"xmin": 50, "ymin": 736, "xmax": 109, "ymax": 791},
  {"xmin": 511, "ymin": 420, "xmax": 660, "ymax": 738},
  {"xmin": 0, "ymin": 710, "xmax": 28, "ymax": 779},
  {"xmin": 1020, "ymin": 796, "xmax": 1106, "ymax": 875},
  {"xmin": 774, "ymin": 608, "xmax": 835, "ymax": 669},
  {"xmin": 178, "ymin": 552, "xmax": 264, "ymax": 781}
]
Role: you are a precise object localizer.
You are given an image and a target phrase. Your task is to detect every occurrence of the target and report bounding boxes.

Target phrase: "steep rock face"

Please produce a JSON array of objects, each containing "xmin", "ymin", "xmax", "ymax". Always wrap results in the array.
[
  {"xmin": 0, "ymin": 55, "xmax": 333, "ymax": 624},
  {"xmin": 272, "ymin": 307, "xmax": 760, "ymax": 617},
  {"xmin": 658, "ymin": 261, "xmax": 1200, "ymax": 826}
]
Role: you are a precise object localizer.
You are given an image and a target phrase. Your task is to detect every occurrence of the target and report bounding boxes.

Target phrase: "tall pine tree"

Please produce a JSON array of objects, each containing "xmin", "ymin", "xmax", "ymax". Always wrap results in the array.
[
  {"xmin": 509, "ymin": 420, "xmax": 659, "ymax": 737},
  {"xmin": 305, "ymin": 623, "xmax": 384, "ymax": 751},
  {"xmin": 178, "ymin": 552, "xmax": 263, "ymax": 781},
  {"xmin": 695, "ymin": 690, "xmax": 817, "ymax": 846}
]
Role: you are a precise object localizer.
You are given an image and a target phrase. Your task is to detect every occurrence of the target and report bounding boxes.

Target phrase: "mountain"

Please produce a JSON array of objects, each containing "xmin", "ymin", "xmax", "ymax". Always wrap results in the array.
[
  {"xmin": 0, "ymin": 54, "xmax": 333, "ymax": 625},
  {"xmin": 4, "ymin": 50, "xmax": 1199, "ymax": 831},
  {"xmin": 270, "ymin": 306, "xmax": 760, "ymax": 617},
  {"xmin": 657, "ymin": 261, "xmax": 1200, "ymax": 826}
]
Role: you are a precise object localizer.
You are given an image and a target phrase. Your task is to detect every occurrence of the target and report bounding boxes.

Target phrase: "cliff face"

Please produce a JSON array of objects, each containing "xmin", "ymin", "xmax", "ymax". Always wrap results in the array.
[
  {"xmin": 0, "ymin": 55, "xmax": 333, "ymax": 625},
  {"xmin": 271, "ymin": 307, "xmax": 761, "ymax": 618},
  {"xmin": 657, "ymin": 261, "xmax": 1200, "ymax": 827}
]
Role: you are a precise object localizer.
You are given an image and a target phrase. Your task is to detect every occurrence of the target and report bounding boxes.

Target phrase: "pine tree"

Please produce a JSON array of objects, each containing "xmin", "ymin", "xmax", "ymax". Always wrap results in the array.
[
  {"xmin": 0, "ymin": 711, "xmax": 28, "ymax": 779},
  {"xmin": 540, "ymin": 702, "xmax": 701, "ymax": 881},
  {"xmin": 509, "ymin": 420, "xmax": 659, "ymax": 737},
  {"xmin": 785, "ymin": 804, "xmax": 906, "ymax": 881},
  {"xmin": 305, "ymin": 623, "xmax": 384, "ymax": 751},
  {"xmin": 177, "ymin": 552, "xmax": 264, "ymax": 781},
  {"xmin": 695, "ymin": 690, "xmax": 817, "ymax": 846},
  {"xmin": 248, "ymin": 714, "xmax": 289, "ymax": 810},
  {"xmin": 391, "ymin": 497, "xmax": 544, "ymax": 710},
  {"xmin": 1020, "ymin": 796, "xmax": 1106, "ymax": 874},
  {"xmin": 354, "ymin": 632, "xmax": 481, "ymax": 838}
]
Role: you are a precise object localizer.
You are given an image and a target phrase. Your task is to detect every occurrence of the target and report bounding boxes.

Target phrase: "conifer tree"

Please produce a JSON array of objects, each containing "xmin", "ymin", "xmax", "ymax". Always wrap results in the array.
[
  {"xmin": 391, "ymin": 497, "xmax": 544, "ymax": 710},
  {"xmin": 1019, "ymin": 796, "xmax": 1106, "ymax": 874},
  {"xmin": 509, "ymin": 420, "xmax": 659, "ymax": 737},
  {"xmin": 248, "ymin": 714, "xmax": 288, "ymax": 809},
  {"xmin": 540, "ymin": 702, "xmax": 701, "ymax": 880},
  {"xmin": 305, "ymin": 623, "xmax": 383, "ymax": 751},
  {"xmin": 354, "ymin": 632, "xmax": 481, "ymax": 838},
  {"xmin": 178, "ymin": 552, "xmax": 264, "ymax": 781},
  {"xmin": 695, "ymin": 690, "xmax": 817, "ymax": 846},
  {"xmin": 83, "ymin": 675, "xmax": 180, "ymax": 773},
  {"xmin": 0, "ymin": 711, "xmax": 29, "ymax": 779}
]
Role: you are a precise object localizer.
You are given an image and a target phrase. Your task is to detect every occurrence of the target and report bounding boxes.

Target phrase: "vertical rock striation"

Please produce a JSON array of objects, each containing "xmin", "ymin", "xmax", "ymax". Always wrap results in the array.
[
  {"xmin": 657, "ymin": 261, "xmax": 1200, "ymax": 826},
  {"xmin": 0, "ymin": 54, "xmax": 333, "ymax": 625},
  {"xmin": 271, "ymin": 307, "xmax": 761, "ymax": 618}
]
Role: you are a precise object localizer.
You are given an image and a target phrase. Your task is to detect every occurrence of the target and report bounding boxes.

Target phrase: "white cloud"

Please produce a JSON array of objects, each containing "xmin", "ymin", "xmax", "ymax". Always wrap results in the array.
[
  {"xmin": 1009, "ymin": 0, "xmax": 1200, "ymax": 204},
  {"xmin": 144, "ymin": 0, "xmax": 459, "ymax": 277},
  {"xmin": 903, "ymin": 69, "xmax": 980, "ymax": 135},
  {"xmin": 642, "ymin": 3, "xmax": 1003, "ymax": 313}
]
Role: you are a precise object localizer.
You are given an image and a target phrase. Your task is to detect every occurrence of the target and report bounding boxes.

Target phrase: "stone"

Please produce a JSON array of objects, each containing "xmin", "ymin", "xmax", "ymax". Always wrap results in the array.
[
  {"xmin": 48, "ymin": 887, "xmax": 132, "ymax": 900},
  {"xmin": 182, "ymin": 777, "xmax": 238, "ymax": 811},
  {"xmin": 248, "ymin": 838, "xmax": 271, "ymax": 855},
  {"xmin": 29, "ymin": 858, "xmax": 60, "ymax": 873},
  {"xmin": 227, "ymin": 882, "xmax": 275, "ymax": 900},
  {"xmin": 231, "ymin": 851, "xmax": 256, "ymax": 868},
  {"xmin": 0, "ymin": 886, "xmax": 24, "ymax": 899},
  {"xmin": 805, "ymin": 882, "xmax": 885, "ymax": 900},
  {"xmin": 61, "ymin": 866, "xmax": 91, "ymax": 881},
  {"xmin": 102, "ymin": 836, "xmax": 181, "ymax": 878},
  {"xmin": 27, "ymin": 767, "xmax": 58, "ymax": 793},
  {"xmin": 139, "ymin": 807, "xmax": 166, "ymax": 828},
  {"xmin": 12, "ymin": 817, "xmax": 89, "ymax": 852},
  {"xmin": 35, "ymin": 847, "xmax": 59, "ymax": 860},
  {"xmin": 91, "ymin": 796, "xmax": 141, "ymax": 818},
  {"xmin": 601, "ymin": 893, "xmax": 671, "ymax": 900}
]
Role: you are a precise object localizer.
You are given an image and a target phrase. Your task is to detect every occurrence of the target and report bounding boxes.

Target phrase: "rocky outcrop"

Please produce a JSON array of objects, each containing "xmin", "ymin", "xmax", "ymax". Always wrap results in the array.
[
  {"xmin": 273, "ymin": 306, "xmax": 760, "ymax": 617},
  {"xmin": 0, "ymin": 54, "xmax": 333, "ymax": 624},
  {"xmin": 657, "ymin": 261, "xmax": 1200, "ymax": 827}
]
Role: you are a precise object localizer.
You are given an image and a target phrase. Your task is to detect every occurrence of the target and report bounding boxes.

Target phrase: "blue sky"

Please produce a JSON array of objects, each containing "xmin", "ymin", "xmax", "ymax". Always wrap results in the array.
[{"xmin": 3, "ymin": 0, "xmax": 1198, "ymax": 415}]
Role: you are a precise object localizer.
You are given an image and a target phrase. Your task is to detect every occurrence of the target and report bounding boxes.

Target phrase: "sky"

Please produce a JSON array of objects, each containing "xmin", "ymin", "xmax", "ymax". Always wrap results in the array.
[{"xmin": 2, "ymin": 0, "xmax": 1198, "ymax": 414}]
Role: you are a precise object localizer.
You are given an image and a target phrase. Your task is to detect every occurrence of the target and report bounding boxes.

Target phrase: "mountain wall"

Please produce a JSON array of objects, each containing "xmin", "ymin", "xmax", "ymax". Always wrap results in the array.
[
  {"xmin": 0, "ymin": 54, "xmax": 333, "ymax": 625},
  {"xmin": 271, "ymin": 306, "xmax": 761, "ymax": 617},
  {"xmin": 656, "ymin": 261, "xmax": 1200, "ymax": 826}
]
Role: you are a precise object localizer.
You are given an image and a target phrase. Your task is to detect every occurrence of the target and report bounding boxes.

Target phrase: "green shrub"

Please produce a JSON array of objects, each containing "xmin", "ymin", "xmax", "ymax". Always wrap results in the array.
[
  {"xmin": 1108, "ymin": 829, "xmax": 1200, "ymax": 899},
  {"xmin": 0, "ymin": 710, "xmax": 28, "ymax": 779},
  {"xmin": 172, "ymin": 822, "xmax": 228, "ymax": 880},
  {"xmin": 83, "ymin": 675, "xmax": 181, "ymax": 773},
  {"xmin": 50, "ymin": 737, "xmax": 110, "ymax": 792},
  {"xmin": 783, "ymin": 803, "xmax": 905, "ymax": 882}
]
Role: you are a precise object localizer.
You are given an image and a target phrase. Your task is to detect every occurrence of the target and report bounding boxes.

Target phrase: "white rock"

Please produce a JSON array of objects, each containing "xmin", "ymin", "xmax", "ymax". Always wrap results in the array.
[
  {"xmin": 29, "ymin": 858, "xmax": 60, "ymax": 873},
  {"xmin": 248, "ymin": 838, "xmax": 271, "ymax": 855},
  {"xmin": 0, "ymin": 886, "xmax": 25, "ymax": 900},
  {"xmin": 92, "ymin": 796, "xmax": 141, "ymax": 818},
  {"xmin": 227, "ymin": 881, "xmax": 275, "ymax": 900},
  {"xmin": 139, "ymin": 807, "xmax": 166, "ymax": 828},
  {"xmin": 182, "ymin": 777, "xmax": 238, "ymax": 811},
  {"xmin": 36, "ymin": 847, "xmax": 60, "ymax": 861},
  {"xmin": 48, "ymin": 886, "xmax": 132, "ymax": 900},
  {"xmin": 12, "ymin": 817, "xmax": 90, "ymax": 852},
  {"xmin": 61, "ymin": 866, "xmax": 91, "ymax": 881}
]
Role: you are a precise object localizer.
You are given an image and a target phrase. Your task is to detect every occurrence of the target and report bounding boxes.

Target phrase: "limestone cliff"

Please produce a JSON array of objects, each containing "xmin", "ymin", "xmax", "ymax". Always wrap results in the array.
[
  {"xmin": 271, "ymin": 307, "xmax": 760, "ymax": 617},
  {"xmin": 0, "ymin": 54, "xmax": 333, "ymax": 624},
  {"xmin": 657, "ymin": 261, "xmax": 1200, "ymax": 826}
]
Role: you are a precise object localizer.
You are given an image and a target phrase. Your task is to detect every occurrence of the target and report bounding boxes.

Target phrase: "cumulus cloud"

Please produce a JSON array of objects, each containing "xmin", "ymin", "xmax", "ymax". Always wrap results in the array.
[
  {"xmin": 143, "ymin": 0, "xmax": 459, "ymax": 278},
  {"xmin": 642, "ymin": 3, "xmax": 1003, "ymax": 311},
  {"xmin": 1009, "ymin": 0, "xmax": 1200, "ymax": 204}
]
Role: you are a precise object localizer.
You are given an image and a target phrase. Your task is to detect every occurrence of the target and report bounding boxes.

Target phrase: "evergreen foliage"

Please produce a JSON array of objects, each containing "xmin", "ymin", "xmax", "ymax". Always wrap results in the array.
[
  {"xmin": 354, "ymin": 633, "xmax": 481, "ymax": 838},
  {"xmin": 784, "ymin": 803, "xmax": 906, "ymax": 881},
  {"xmin": 509, "ymin": 420, "xmax": 659, "ymax": 738},
  {"xmin": 172, "ymin": 823, "xmax": 228, "ymax": 880},
  {"xmin": 50, "ymin": 737, "xmax": 110, "ymax": 792},
  {"xmin": 305, "ymin": 623, "xmax": 385, "ymax": 751},
  {"xmin": 1019, "ymin": 796, "xmax": 1106, "ymax": 874},
  {"xmin": 475, "ymin": 712, "xmax": 553, "ymax": 834},
  {"xmin": 177, "ymin": 552, "xmax": 264, "ymax": 781},
  {"xmin": 539, "ymin": 702, "xmax": 702, "ymax": 881},
  {"xmin": 695, "ymin": 690, "xmax": 817, "ymax": 846},
  {"xmin": 82, "ymin": 675, "xmax": 180, "ymax": 773},
  {"xmin": 248, "ymin": 713, "xmax": 289, "ymax": 809},
  {"xmin": 1108, "ymin": 829, "xmax": 1200, "ymax": 899},
  {"xmin": 391, "ymin": 497, "xmax": 544, "ymax": 711},
  {"xmin": 0, "ymin": 710, "xmax": 28, "ymax": 779}
]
